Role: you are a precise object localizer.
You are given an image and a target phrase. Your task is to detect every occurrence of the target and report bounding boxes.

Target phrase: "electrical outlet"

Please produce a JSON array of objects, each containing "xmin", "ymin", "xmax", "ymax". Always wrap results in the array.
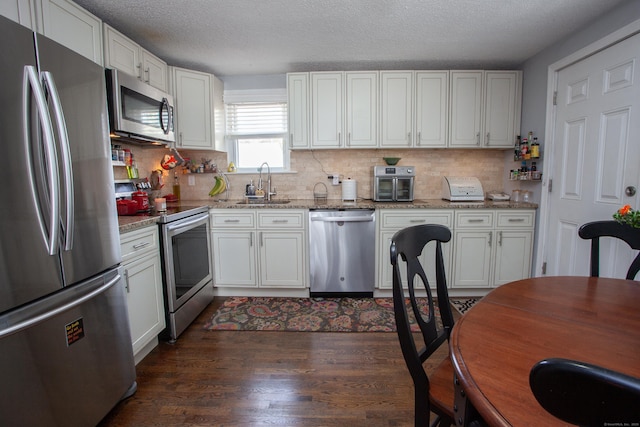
[
  {"xmin": 332, "ymin": 174, "xmax": 340, "ymax": 186},
  {"xmin": 188, "ymin": 175, "xmax": 195, "ymax": 186}
]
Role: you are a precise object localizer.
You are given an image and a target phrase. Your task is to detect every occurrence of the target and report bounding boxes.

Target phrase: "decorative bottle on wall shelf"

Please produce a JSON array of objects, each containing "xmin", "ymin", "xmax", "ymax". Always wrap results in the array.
[{"xmin": 511, "ymin": 131, "xmax": 542, "ymax": 181}]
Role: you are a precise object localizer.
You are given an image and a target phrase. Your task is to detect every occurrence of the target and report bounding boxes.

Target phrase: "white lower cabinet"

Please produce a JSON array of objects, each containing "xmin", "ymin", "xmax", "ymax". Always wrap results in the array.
[
  {"xmin": 119, "ymin": 226, "xmax": 165, "ymax": 365},
  {"xmin": 377, "ymin": 209, "xmax": 454, "ymax": 290},
  {"xmin": 452, "ymin": 210, "xmax": 534, "ymax": 289},
  {"xmin": 211, "ymin": 209, "xmax": 307, "ymax": 290}
]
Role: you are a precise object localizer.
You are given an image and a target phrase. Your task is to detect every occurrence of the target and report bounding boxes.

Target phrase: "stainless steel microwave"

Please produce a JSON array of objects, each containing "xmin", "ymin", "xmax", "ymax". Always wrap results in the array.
[
  {"xmin": 372, "ymin": 166, "xmax": 415, "ymax": 201},
  {"xmin": 105, "ymin": 68, "xmax": 175, "ymax": 145}
]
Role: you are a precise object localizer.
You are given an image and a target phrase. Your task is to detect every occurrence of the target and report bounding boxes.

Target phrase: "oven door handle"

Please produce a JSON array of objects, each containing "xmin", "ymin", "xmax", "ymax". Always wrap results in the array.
[{"xmin": 165, "ymin": 213, "xmax": 209, "ymax": 234}]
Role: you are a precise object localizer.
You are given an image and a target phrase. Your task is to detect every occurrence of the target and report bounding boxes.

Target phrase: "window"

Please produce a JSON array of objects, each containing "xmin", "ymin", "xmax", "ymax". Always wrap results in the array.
[{"xmin": 225, "ymin": 90, "xmax": 288, "ymax": 172}]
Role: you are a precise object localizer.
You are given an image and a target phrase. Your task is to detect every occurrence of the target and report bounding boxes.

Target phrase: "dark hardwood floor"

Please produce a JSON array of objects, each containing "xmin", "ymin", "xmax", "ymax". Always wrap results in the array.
[{"xmin": 99, "ymin": 298, "xmax": 452, "ymax": 426}]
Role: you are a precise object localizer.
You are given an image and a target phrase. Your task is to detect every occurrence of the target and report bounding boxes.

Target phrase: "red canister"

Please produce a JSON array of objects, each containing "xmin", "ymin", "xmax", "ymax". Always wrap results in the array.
[
  {"xmin": 132, "ymin": 191, "xmax": 150, "ymax": 212},
  {"xmin": 117, "ymin": 199, "xmax": 139, "ymax": 216}
]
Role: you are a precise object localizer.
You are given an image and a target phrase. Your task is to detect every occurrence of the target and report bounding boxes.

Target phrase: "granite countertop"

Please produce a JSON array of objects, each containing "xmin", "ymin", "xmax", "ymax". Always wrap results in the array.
[{"xmin": 118, "ymin": 198, "xmax": 537, "ymax": 233}]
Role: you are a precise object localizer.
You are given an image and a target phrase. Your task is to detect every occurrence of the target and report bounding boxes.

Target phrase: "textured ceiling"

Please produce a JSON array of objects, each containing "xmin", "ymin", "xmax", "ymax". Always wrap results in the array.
[{"xmin": 75, "ymin": 0, "xmax": 628, "ymax": 77}]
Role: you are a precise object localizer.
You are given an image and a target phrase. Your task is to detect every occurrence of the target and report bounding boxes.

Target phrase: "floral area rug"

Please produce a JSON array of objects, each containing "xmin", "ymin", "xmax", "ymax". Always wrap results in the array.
[{"xmin": 204, "ymin": 297, "xmax": 440, "ymax": 332}]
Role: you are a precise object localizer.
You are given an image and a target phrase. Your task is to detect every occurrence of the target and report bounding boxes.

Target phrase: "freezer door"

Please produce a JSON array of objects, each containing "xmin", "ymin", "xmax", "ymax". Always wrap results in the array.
[
  {"xmin": 35, "ymin": 33, "xmax": 121, "ymax": 285},
  {"xmin": 0, "ymin": 267, "xmax": 136, "ymax": 427},
  {"xmin": 0, "ymin": 16, "xmax": 65, "ymax": 312}
]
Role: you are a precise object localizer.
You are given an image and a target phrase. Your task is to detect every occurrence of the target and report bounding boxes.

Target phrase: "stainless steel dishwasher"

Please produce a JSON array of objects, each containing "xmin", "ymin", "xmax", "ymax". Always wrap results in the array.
[{"xmin": 309, "ymin": 209, "xmax": 376, "ymax": 296}]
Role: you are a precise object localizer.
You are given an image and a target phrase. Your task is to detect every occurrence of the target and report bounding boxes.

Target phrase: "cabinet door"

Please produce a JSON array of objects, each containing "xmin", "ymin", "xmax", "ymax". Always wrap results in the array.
[
  {"xmin": 346, "ymin": 72, "xmax": 378, "ymax": 148},
  {"xmin": 141, "ymin": 49, "xmax": 168, "ymax": 91},
  {"xmin": 287, "ymin": 73, "xmax": 310, "ymax": 149},
  {"xmin": 452, "ymin": 231, "xmax": 493, "ymax": 288},
  {"xmin": 259, "ymin": 231, "xmax": 306, "ymax": 288},
  {"xmin": 311, "ymin": 72, "xmax": 343, "ymax": 148},
  {"xmin": 493, "ymin": 230, "xmax": 532, "ymax": 287},
  {"xmin": 38, "ymin": 0, "xmax": 103, "ymax": 65},
  {"xmin": 449, "ymin": 71, "xmax": 483, "ymax": 147},
  {"xmin": 415, "ymin": 71, "xmax": 449, "ymax": 148},
  {"xmin": 380, "ymin": 71, "xmax": 413, "ymax": 147},
  {"xmin": 380, "ymin": 230, "xmax": 449, "ymax": 291},
  {"xmin": 0, "ymin": 0, "xmax": 36, "ymax": 29},
  {"xmin": 484, "ymin": 71, "xmax": 520, "ymax": 148},
  {"xmin": 103, "ymin": 23, "xmax": 140, "ymax": 78},
  {"xmin": 173, "ymin": 67, "xmax": 213, "ymax": 149},
  {"xmin": 123, "ymin": 252, "xmax": 165, "ymax": 357},
  {"xmin": 212, "ymin": 231, "xmax": 257, "ymax": 287}
]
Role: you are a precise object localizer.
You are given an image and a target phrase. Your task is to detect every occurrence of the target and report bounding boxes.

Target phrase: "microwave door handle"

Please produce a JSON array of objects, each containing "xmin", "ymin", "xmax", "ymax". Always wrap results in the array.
[
  {"xmin": 42, "ymin": 71, "xmax": 74, "ymax": 251},
  {"xmin": 160, "ymin": 97, "xmax": 170, "ymax": 135},
  {"xmin": 24, "ymin": 66, "xmax": 60, "ymax": 256}
]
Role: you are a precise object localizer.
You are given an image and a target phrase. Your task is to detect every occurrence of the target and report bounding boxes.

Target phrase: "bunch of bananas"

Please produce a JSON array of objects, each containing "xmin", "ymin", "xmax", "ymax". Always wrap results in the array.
[{"xmin": 208, "ymin": 175, "xmax": 227, "ymax": 197}]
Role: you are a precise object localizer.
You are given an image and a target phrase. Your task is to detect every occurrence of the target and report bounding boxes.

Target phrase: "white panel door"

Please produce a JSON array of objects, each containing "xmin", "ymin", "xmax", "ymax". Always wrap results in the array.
[
  {"xmin": 287, "ymin": 73, "xmax": 310, "ymax": 149},
  {"xmin": 311, "ymin": 72, "xmax": 343, "ymax": 148},
  {"xmin": 544, "ymin": 33, "xmax": 640, "ymax": 278},
  {"xmin": 346, "ymin": 72, "xmax": 378, "ymax": 147},
  {"xmin": 450, "ymin": 71, "xmax": 483, "ymax": 147},
  {"xmin": 415, "ymin": 71, "xmax": 449, "ymax": 148},
  {"xmin": 380, "ymin": 71, "xmax": 413, "ymax": 147},
  {"xmin": 484, "ymin": 71, "xmax": 519, "ymax": 148}
]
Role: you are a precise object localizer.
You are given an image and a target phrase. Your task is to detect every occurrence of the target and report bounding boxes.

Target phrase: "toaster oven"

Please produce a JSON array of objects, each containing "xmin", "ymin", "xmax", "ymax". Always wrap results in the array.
[{"xmin": 372, "ymin": 166, "xmax": 415, "ymax": 202}]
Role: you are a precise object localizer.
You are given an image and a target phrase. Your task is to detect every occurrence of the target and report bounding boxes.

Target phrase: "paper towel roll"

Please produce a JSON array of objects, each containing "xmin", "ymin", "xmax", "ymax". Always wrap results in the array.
[{"xmin": 342, "ymin": 179, "xmax": 357, "ymax": 201}]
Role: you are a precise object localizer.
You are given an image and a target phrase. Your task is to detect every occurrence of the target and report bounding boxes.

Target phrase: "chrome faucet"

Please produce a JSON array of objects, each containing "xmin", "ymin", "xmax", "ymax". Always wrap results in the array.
[{"xmin": 258, "ymin": 162, "xmax": 276, "ymax": 201}]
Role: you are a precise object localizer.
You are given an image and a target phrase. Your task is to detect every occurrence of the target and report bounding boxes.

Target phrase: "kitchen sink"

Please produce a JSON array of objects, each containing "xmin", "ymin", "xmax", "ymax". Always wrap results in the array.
[{"xmin": 236, "ymin": 200, "xmax": 291, "ymax": 205}]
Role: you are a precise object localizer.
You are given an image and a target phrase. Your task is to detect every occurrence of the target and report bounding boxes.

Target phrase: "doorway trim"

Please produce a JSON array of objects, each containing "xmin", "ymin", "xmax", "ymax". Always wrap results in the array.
[{"xmin": 536, "ymin": 18, "xmax": 640, "ymax": 276}]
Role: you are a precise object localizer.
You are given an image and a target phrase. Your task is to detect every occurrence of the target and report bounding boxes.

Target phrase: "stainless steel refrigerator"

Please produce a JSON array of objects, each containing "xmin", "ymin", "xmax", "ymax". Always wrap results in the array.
[{"xmin": 0, "ymin": 15, "xmax": 136, "ymax": 426}]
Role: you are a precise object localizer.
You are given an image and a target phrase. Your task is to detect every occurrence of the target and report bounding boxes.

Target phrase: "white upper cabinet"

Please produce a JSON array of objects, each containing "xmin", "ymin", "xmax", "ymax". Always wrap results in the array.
[
  {"xmin": 103, "ymin": 23, "xmax": 168, "ymax": 91},
  {"xmin": 483, "ymin": 71, "xmax": 521, "ymax": 148},
  {"xmin": 37, "ymin": 0, "xmax": 103, "ymax": 65},
  {"xmin": 287, "ymin": 73, "xmax": 310, "ymax": 149},
  {"xmin": 380, "ymin": 71, "xmax": 413, "ymax": 147},
  {"xmin": 1, "ymin": 0, "xmax": 36, "ymax": 29},
  {"xmin": 307, "ymin": 71, "xmax": 378, "ymax": 149},
  {"xmin": 450, "ymin": 70, "xmax": 521, "ymax": 148},
  {"xmin": 311, "ymin": 72, "xmax": 344, "ymax": 148},
  {"xmin": 450, "ymin": 71, "xmax": 484, "ymax": 147},
  {"xmin": 345, "ymin": 72, "xmax": 378, "ymax": 148},
  {"xmin": 415, "ymin": 71, "xmax": 449, "ymax": 148},
  {"xmin": 171, "ymin": 66, "xmax": 224, "ymax": 151}
]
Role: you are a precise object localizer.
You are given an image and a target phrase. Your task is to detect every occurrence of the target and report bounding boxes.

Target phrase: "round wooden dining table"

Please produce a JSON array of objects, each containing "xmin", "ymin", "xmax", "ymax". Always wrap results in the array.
[{"xmin": 449, "ymin": 276, "xmax": 640, "ymax": 426}]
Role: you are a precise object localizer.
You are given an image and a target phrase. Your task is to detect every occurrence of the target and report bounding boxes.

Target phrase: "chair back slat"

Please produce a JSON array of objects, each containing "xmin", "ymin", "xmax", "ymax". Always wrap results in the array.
[{"xmin": 578, "ymin": 220, "xmax": 640, "ymax": 280}]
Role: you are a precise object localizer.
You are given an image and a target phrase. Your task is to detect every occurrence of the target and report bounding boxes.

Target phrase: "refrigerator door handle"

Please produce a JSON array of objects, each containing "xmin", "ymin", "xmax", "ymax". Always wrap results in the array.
[
  {"xmin": 24, "ymin": 66, "xmax": 60, "ymax": 256},
  {"xmin": 42, "ymin": 71, "xmax": 74, "ymax": 251},
  {"xmin": 0, "ymin": 273, "xmax": 121, "ymax": 339}
]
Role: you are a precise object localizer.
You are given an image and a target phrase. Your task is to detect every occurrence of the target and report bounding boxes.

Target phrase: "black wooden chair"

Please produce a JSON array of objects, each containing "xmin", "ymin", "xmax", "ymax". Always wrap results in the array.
[
  {"xmin": 390, "ymin": 224, "xmax": 455, "ymax": 427},
  {"xmin": 578, "ymin": 220, "xmax": 640, "ymax": 280},
  {"xmin": 529, "ymin": 358, "xmax": 640, "ymax": 426}
]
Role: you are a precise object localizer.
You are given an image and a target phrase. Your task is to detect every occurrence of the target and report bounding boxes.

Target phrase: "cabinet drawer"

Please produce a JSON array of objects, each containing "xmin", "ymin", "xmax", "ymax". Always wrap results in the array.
[
  {"xmin": 120, "ymin": 226, "xmax": 159, "ymax": 262},
  {"xmin": 496, "ymin": 210, "xmax": 535, "ymax": 228},
  {"xmin": 210, "ymin": 210, "xmax": 256, "ymax": 228},
  {"xmin": 380, "ymin": 209, "xmax": 454, "ymax": 229},
  {"xmin": 455, "ymin": 211, "xmax": 495, "ymax": 229},
  {"xmin": 258, "ymin": 211, "xmax": 305, "ymax": 228}
]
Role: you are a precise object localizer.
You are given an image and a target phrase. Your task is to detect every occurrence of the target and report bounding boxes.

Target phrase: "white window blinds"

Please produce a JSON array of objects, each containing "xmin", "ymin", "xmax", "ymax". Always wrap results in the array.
[{"xmin": 225, "ymin": 102, "xmax": 287, "ymax": 136}]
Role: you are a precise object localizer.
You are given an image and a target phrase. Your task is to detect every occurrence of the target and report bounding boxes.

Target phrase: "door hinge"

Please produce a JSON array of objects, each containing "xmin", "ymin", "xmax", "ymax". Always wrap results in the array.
[
  {"xmin": 548, "ymin": 178, "xmax": 553, "ymax": 193},
  {"xmin": 542, "ymin": 262, "xmax": 547, "ymax": 275},
  {"xmin": 553, "ymin": 91, "xmax": 558, "ymax": 106}
]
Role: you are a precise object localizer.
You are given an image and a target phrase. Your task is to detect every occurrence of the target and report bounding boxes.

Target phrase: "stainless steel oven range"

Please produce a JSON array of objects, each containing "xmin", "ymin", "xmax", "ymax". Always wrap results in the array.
[{"xmin": 157, "ymin": 206, "xmax": 213, "ymax": 342}]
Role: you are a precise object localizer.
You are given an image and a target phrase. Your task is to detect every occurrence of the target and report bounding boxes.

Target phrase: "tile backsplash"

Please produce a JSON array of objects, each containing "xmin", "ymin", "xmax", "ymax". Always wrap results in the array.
[{"xmin": 114, "ymin": 144, "xmax": 509, "ymax": 201}]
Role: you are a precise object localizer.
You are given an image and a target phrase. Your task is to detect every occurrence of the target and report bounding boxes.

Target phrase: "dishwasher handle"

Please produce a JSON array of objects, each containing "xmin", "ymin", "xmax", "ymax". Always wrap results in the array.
[{"xmin": 310, "ymin": 215, "xmax": 374, "ymax": 223}]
